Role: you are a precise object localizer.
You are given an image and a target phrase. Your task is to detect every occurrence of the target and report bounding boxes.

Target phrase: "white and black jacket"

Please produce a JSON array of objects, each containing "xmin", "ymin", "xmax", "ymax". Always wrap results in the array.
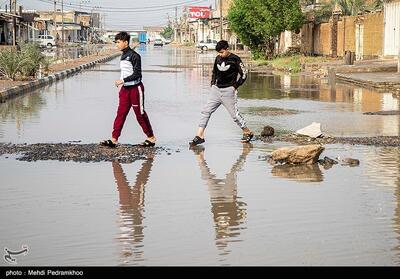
[{"xmin": 120, "ymin": 46, "xmax": 142, "ymax": 86}]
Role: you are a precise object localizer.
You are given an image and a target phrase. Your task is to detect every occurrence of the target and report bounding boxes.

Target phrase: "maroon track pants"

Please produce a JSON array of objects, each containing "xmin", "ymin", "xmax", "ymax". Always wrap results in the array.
[{"xmin": 112, "ymin": 83, "xmax": 154, "ymax": 140}]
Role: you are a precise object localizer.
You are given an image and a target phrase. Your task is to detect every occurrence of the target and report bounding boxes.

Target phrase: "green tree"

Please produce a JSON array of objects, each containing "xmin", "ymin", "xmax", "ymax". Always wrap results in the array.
[
  {"xmin": 228, "ymin": 0, "xmax": 304, "ymax": 59},
  {"xmin": 161, "ymin": 25, "xmax": 173, "ymax": 39}
]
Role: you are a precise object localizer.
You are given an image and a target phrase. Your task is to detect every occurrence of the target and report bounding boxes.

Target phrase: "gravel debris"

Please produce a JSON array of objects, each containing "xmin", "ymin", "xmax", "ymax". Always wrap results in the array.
[
  {"xmin": 0, "ymin": 143, "xmax": 169, "ymax": 163},
  {"xmin": 257, "ymin": 134, "xmax": 400, "ymax": 147}
]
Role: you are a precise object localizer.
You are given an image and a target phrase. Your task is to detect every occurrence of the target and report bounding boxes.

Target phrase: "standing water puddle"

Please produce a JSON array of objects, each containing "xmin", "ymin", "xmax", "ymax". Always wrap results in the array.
[{"xmin": 0, "ymin": 46, "xmax": 399, "ymax": 265}]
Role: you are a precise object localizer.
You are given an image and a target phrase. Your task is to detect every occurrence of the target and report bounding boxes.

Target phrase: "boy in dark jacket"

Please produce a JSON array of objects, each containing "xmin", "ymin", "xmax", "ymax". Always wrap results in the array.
[
  {"xmin": 190, "ymin": 40, "xmax": 253, "ymax": 146},
  {"xmin": 101, "ymin": 31, "xmax": 156, "ymax": 148}
]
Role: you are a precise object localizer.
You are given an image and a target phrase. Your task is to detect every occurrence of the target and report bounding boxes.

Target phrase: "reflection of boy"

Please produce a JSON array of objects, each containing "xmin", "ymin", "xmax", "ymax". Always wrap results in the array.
[
  {"xmin": 112, "ymin": 157, "xmax": 154, "ymax": 262},
  {"xmin": 190, "ymin": 40, "xmax": 253, "ymax": 146},
  {"xmin": 192, "ymin": 145, "xmax": 251, "ymax": 249},
  {"xmin": 101, "ymin": 31, "xmax": 156, "ymax": 148}
]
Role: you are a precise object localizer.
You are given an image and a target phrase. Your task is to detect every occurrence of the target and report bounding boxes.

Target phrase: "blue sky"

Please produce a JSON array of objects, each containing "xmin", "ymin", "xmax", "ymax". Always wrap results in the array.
[{"xmin": 11, "ymin": 0, "xmax": 215, "ymax": 30}]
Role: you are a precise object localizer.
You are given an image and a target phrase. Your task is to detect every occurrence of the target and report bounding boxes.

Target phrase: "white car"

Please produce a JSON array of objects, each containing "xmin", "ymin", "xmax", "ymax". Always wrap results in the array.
[
  {"xmin": 196, "ymin": 39, "xmax": 218, "ymax": 51},
  {"xmin": 37, "ymin": 35, "xmax": 56, "ymax": 47}
]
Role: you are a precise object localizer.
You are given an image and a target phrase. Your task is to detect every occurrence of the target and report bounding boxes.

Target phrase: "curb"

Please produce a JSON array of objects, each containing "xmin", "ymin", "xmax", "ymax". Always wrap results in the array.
[
  {"xmin": 0, "ymin": 52, "xmax": 120, "ymax": 103},
  {"xmin": 336, "ymin": 73, "xmax": 400, "ymax": 92}
]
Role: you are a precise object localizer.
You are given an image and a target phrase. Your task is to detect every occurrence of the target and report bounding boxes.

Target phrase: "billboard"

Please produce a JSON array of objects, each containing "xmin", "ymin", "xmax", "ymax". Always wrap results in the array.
[{"xmin": 188, "ymin": 6, "xmax": 211, "ymax": 19}]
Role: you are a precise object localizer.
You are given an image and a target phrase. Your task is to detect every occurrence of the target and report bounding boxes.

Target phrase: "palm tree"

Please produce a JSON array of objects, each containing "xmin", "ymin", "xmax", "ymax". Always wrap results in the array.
[{"xmin": 333, "ymin": 0, "xmax": 383, "ymax": 16}]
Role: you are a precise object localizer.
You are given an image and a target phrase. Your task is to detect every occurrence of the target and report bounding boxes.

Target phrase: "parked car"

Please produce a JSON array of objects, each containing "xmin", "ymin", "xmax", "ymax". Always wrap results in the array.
[
  {"xmin": 154, "ymin": 38, "xmax": 164, "ymax": 47},
  {"xmin": 37, "ymin": 35, "xmax": 56, "ymax": 47},
  {"xmin": 196, "ymin": 39, "xmax": 218, "ymax": 51}
]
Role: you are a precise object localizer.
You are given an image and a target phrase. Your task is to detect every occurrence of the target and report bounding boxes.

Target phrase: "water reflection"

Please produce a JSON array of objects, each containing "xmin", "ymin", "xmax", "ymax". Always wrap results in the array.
[
  {"xmin": 0, "ymin": 92, "xmax": 46, "ymax": 136},
  {"xmin": 154, "ymin": 47, "xmax": 213, "ymax": 79},
  {"xmin": 239, "ymin": 73, "xmax": 400, "ymax": 137},
  {"xmin": 363, "ymin": 147, "xmax": 400, "ymax": 258},
  {"xmin": 396, "ymin": 177, "xmax": 400, "ymax": 257},
  {"xmin": 112, "ymin": 155, "xmax": 155, "ymax": 265},
  {"xmin": 241, "ymin": 73, "xmax": 400, "ymax": 114},
  {"xmin": 191, "ymin": 144, "xmax": 251, "ymax": 256},
  {"xmin": 271, "ymin": 163, "xmax": 323, "ymax": 183}
]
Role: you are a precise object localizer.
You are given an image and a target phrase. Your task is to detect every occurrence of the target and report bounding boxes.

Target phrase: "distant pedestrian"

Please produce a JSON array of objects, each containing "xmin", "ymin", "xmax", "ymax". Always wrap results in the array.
[
  {"xmin": 100, "ymin": 31, "xmax": 156, "ymax": 148},
  {"xmin": 190, "ymin": 40, "xmax": 253, "ymax": 146},
  {"xmin": 68, "ymin": 35, "xmax": 71, "ymax": 42}
]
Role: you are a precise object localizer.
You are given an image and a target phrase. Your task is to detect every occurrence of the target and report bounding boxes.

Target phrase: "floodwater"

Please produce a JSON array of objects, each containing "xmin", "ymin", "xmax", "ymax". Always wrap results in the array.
[{"xmin": 1, "ymin": 45, "xmax": 400, "ymax": 266}]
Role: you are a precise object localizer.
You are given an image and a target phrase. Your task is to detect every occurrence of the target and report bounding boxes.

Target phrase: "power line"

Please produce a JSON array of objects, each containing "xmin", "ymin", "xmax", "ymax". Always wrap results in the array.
[{"xmin": 33, "ymin": 0, "xmax": 208, "ymax": 11}]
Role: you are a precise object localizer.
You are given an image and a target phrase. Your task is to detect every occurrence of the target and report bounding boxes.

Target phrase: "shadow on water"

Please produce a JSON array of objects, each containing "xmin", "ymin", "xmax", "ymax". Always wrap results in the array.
[
  {"xmin": 190, "ymin": 144, "xmax": 252, "ymax": 257},
  {"xmin": 112, "ymin": 154, "xmax": 155, "ymax": 265}
]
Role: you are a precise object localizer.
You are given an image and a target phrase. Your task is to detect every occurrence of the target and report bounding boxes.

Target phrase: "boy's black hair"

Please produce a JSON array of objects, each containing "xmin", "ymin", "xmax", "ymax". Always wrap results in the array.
[
  {"xmin": 115, "ymin": 31, "xmax": 130, "ymax": 43},
  {"xmin": 216, "ymin": 40, "xmax": 229, "ymax": 52}
]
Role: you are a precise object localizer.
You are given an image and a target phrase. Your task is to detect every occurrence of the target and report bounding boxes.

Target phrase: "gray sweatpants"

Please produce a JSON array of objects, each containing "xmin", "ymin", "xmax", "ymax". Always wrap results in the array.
[{"xmin": 199, "ymin": 85, "xmax": 247, "ymax": 129}]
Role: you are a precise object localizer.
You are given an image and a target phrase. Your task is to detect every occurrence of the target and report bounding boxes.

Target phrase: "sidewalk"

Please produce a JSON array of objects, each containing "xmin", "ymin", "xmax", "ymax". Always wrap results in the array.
[
  {"xmin": 336, "ymin": 71, "xmax": 400, "ymax": 91},
  {"xmin": 0, "ymin": 47, "xmax": 119, "ymax": 102}
]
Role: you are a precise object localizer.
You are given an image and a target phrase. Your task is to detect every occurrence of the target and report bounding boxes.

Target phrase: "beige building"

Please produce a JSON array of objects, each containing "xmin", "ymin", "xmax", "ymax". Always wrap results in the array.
[
  {"xmin": 173, "ymin": 0, "xmax": 241, "ymax": 49},
  {"xmin": 143, "ymin": 26, "xmax": 164, "ymax": 41},
  {"xmin": 37, "ymin": 10, "xmax": 98, "ymax": 42}
]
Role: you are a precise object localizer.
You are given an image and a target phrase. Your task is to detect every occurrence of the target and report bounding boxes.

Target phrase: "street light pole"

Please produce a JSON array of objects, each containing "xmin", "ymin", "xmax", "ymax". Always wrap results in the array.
[{"xmin": 219, "ymin": 0, "xmax": 223, "ymax": 40}]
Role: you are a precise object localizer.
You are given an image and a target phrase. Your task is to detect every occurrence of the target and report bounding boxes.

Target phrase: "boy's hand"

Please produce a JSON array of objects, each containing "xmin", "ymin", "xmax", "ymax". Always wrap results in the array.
[{"xmin": 115, "ymin": 80, "xmax": 124, "ymax": 87}]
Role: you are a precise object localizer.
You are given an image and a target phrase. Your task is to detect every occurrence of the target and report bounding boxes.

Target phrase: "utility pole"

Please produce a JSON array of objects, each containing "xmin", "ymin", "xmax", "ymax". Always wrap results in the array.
[
  {"xmin": 61, "ymin": 0, "xmax": 64, "ymax": 43},
  {"xmin": 219, "ymin": 0, "xmax": 223, "ymax": 40},
  {"xmin": 90, "ymin": 7, "xmax": 95, "ymax": 43},
  {"xmin": 54, "ymin": 0, "xmax": 57, "ymax": 38},
  {"xmin": 174, "ymin": 6, "xmax": 177, "ymax": 42},
  {"xmin": 11, "ymin": 0, "xmax": 16, "ymax": 46},
  {"xmin": 398, "ymin": 26, "xmax": 400, "ymax": 73}
]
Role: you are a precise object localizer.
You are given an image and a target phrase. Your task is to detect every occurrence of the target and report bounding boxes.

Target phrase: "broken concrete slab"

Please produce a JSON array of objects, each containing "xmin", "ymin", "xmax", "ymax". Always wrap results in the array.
[{"xmin": 295, "ymin": 122, "xmax": 322, "ymax": 138}]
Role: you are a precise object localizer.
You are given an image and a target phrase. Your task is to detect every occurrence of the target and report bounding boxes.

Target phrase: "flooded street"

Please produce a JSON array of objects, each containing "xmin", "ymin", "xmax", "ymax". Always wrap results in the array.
[{"xmin": 1, "ymin": 45, "xmax": 400, "ymax": 265}]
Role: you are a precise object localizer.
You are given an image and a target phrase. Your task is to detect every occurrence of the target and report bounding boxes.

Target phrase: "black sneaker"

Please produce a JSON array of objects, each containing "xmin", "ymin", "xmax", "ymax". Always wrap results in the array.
[
  {"xmin": 100, "ymin": 139, "xmax": 117, "ymax": 148},
  {"xmin": 140, "ymin": 139, "xmax": 156, "ymax": 147},
  {"xmin": 189, "ymin": 136, "xmax": 205, "ymax": 146}
]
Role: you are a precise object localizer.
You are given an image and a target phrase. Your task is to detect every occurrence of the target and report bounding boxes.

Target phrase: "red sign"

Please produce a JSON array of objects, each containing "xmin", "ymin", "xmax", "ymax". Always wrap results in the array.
[{"xmin": 188, "ymin": 6, "xmax": 211, "ymax": 19}]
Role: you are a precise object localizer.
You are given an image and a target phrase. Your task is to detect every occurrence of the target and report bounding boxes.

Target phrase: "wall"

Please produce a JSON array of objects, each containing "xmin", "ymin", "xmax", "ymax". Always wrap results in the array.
[
  {"xmin": 313, "ymin": 21, "xmax": 330, "ymax": 56},
  {"xmin": 337, "ymin": 16, "xmax": 356, "ymax": 57},
  {"xmin": 299, "ymin": 11, "xmax": 383, "ymax": 59},
  {"xmin": 361, "ymin": 12, "xmax": 383, "ymax": 59}
]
